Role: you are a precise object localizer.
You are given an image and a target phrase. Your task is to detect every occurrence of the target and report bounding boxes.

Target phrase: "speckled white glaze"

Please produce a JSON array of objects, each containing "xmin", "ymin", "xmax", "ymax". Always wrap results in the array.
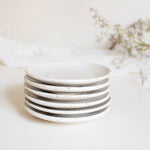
[
  {"xmin": 26, "ymin": 62, "xmax": 110, "ymax": 86},
  {"xmin": 25, "ymin": 92, "xmax": 110, "ymax": 108},
  {"xmin": 25, "ymin": 75, "xmax": 110, "ymax": 93},
  {"xmin": 25, "ymin": 98, "xmax": 111, "ymax": 115},
  {"xmin": 24, "ymin": 103, "xmax": 110, "ymax": 123},
  {"xmin": 24, "ymin": 84, "xmax": 110, "ymax": 101}
]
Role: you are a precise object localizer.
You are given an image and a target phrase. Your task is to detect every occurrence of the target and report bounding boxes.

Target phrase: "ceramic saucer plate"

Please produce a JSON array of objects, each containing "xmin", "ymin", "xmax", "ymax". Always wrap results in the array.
[
  {"xmin": 24, "ymin": 84, "xmax": 110, "ymax": 101},
  {"xmin": 24, "ymin": 103, "xmax": 110, "ymax": 123},
  {"xmin": 25, "ymin": 98, "xmax": 111, "ymax": 115},
  {"xmin": 25, "ymin": 92, "xmax": 110, "ymax": 108},
  {"xmin": 26, "ymin": 62, "xmax": 110, "ymax": 86},
  {"xmin": 25, "ymin": 75, "xmax": 110, "ymax": 93}
]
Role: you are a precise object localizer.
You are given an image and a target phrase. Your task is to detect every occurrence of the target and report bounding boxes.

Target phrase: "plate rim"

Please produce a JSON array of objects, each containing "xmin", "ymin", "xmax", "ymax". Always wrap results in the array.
[
  {"xmin": 24, "ymin": 103, "xmax": 110, "ymax": 123},
  {"xmin": 25, "ymin": 92, "xmax": 111, "ymax": 108},
  {"xmin": 25, "ymin": 75, "xmax": 110, "ymax": 93},
  {"xmin": 24, "ymin": 85, "xmax": 110, "ymax": 101},
  {"xmin": 25, "ymin": 62, "xmax": 110, "ymax": 85},
  {"xmin": 24, "ymin": 98, "xmax": 111, "ymax": 115}
]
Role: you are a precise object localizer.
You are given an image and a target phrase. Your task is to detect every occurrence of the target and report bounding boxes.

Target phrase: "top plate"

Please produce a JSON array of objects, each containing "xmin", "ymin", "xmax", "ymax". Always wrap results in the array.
[{"xmin": 26, "ymin": 62, "xmax": 110, "ymax": 86}]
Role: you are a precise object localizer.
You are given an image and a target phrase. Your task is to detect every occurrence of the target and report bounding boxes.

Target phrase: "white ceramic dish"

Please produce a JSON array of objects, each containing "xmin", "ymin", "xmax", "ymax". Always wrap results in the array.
[
  {"xmin": 25, "ymin": 92, "xmax": 110, "ymax": 108},
  {"xmin": 25, "ymin": 75, "xmax": 110, "ymax": 93},
  {"xmin": 25, "ymin": 98, "xmax": 111, "ymax": 115},
  {"xmin": 24, "ymin": 103, "xmax": 110, "ymax": 123},
  {"xmin": 25, "ymin": 85, "xmax": 110, "ymax": 101},
  {"xmin": 26, "ymin": 62, "xmax": 110, "ymax": 86}
]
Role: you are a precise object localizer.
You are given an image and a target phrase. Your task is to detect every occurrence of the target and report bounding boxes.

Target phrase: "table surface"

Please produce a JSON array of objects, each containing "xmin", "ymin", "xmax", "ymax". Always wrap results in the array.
[{"xmin": 0, "ymin": 65, "xmax": 150, "ymax": 150}]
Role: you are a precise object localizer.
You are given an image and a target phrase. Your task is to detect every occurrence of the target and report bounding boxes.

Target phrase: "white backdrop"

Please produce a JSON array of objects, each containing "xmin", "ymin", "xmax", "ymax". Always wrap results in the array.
[
  {"xmin": 0, "ymin": 1, "xmax": 150, "ymax": 149},
  {"xmin": 0, "ymin": 0, "xmax": 150, "ymax": 48}
]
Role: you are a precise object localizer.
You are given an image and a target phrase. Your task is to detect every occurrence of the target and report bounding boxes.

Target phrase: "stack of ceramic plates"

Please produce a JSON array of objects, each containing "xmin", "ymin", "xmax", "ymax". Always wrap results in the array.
[{"xmin": 24, "ymin": 62, "xmax": 111, "ymax": 123}]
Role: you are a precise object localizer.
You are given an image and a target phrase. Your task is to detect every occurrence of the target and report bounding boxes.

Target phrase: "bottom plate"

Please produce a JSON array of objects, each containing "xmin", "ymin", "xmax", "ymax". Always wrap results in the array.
[{"xmin": 24, "ymin": 103, "xmax": 110, "ymax": 123}]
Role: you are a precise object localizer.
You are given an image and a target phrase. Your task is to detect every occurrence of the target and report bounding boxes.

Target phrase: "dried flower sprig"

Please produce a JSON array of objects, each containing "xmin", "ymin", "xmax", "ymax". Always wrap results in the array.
[{"xmin": 90, "ymin": 8, "xmax": 150, "ymax": 86}]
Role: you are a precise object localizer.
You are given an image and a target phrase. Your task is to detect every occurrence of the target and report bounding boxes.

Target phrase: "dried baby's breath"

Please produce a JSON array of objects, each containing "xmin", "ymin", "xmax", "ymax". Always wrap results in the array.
[{"xmin": 90, "ymin": 8, "xmax": 150, "ymax": 85}]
